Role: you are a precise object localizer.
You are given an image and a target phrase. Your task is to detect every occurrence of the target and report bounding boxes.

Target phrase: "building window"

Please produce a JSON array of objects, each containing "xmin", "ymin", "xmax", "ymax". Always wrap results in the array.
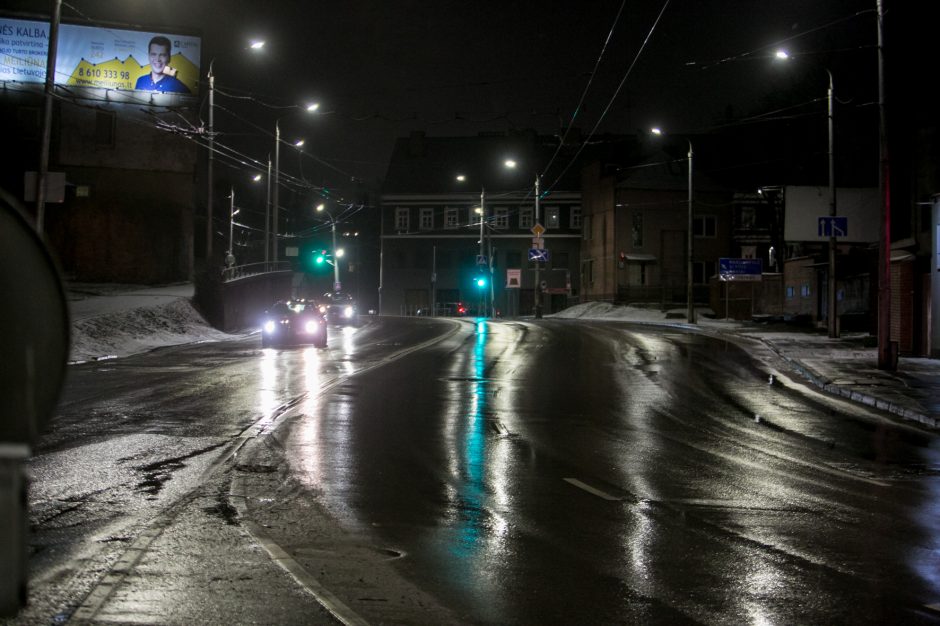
[
  {"xmin": 95, "ymin": 110, "xmax": 116, "ymax": 147},
  {"xmin": 494, "ymin": 207, "xmax": 509, "ymax": 229},
  {"xmin": 632, "ymin": 211, "xmax": 643, "ymax": 247},
  {"xmin": 570, "ymin": 206, "xmax": 582, "ymax": 229},
  {"xmin": 395, "ymin": 208, "xmax": 410, "ymax": 232},
  {"xmin": 786, "ymin": 286, "xmax": 795, "ymax": 299},
  {"xmin": 546, "ymin": 206, "xmax": 560, "ymax": 228},
  {"xmin": 519, "ymin": 207, "xmax": 533, "ymax": 229},
  {"xmin": 801, "ymin": 283, "xmax": 811, "ymax": 297},
  {"xmin": 693, "ymin": 215, "xmax": 717, "ymax": 238},
  {"xmin": 444, "ymin": 208, "xmax": 459, "ymax": 229},
  {"xmin": 738, "ymin": 206, "xmax": 756, "ymax": 230},
  {"xmin": 419, "ymin": 208, "xmax": 433, "ymax": 230}
]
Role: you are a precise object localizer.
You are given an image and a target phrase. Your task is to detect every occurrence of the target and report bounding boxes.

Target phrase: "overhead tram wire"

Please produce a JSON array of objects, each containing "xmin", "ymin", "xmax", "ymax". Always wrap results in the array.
[
  {"xmin": 540, "ymin": 0, "xmax": 627, "ymax": 181},
  {"xmin": 543, "ymin": 0, "xmax": 671, "ymax": 197}
]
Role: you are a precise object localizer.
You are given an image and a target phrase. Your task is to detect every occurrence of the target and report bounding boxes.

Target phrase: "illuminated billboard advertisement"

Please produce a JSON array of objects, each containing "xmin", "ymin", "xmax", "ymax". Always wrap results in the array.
[{"xmin": 0, "ymin": 18, "xmax": 201, "ymax": 95}]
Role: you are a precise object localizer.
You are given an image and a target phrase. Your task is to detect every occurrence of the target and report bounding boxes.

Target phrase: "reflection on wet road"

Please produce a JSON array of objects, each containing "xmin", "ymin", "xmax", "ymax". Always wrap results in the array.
[
  {"xmin": 274, "ymin": 317, "xmax": 940, "ymax": 624},
  {"xmin": 31, "ymin": 315, "xmax": 940, "ymax": 625}
]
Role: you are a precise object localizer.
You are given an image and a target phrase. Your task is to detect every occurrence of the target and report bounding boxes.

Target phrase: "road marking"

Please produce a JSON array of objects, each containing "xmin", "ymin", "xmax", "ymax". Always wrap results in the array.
[
  {"xmin": 230, "ymin": 483, "xmax": 370, "ymax": 626},
  {"xmin": 563, "ymin": 478, "xmax": 622, "ymax": 501}
]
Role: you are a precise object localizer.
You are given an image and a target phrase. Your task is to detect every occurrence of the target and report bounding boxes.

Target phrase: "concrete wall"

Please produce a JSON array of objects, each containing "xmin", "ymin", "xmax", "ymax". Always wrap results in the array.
[{"xmin": 195, "ymin": 270, "xmax": 293, "ymax": 333}]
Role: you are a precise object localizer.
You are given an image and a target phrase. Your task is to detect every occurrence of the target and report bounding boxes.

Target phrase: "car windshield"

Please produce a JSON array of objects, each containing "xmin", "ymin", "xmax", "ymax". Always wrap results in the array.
[{"xmin": 271, "ymin": 302, "xmax": 294, "ymax": 315}]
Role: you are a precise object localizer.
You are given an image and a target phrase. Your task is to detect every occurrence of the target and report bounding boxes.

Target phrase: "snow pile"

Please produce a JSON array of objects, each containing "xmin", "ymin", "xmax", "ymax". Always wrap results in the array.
[
  {"xmin": 550, "ymin": 301, "xmax": 671, "ymax": 322},
  {"xmin": 69, "ymin": 298, "xmax": 232, "ymax": 364}
]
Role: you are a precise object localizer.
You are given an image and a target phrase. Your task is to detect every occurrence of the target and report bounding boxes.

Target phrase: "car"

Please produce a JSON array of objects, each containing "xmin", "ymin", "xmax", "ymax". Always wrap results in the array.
[
  {"xmin": 320, "ymin": 292, "xmax": 360, "ymax": 326},
  {"xmin": 436, "ymin": 301, "xmax": 469, "ymax": 316},
  {"xmin": 260, "ymin": 300, "xmax": 328, "ymax": 348}
]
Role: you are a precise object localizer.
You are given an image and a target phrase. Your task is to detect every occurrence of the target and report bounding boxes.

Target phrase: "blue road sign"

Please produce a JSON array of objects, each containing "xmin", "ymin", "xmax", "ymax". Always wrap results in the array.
[
  {"xmin": 719, "ymin": 257, "xmax": 762, "ymax": 282},
  {"xmin": 528, "ymin": 248, "xmax": 550, "ymax": 262},
  {"xmin": 818, "ymin": 216, "xmax": 848, "ymax": 237}
]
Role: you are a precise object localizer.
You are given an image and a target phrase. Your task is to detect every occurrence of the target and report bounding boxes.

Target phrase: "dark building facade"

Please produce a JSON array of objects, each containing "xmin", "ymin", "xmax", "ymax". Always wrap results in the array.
[{"xmin": 380, "ymin": 131, "xmax": 585, "ymax": 317}]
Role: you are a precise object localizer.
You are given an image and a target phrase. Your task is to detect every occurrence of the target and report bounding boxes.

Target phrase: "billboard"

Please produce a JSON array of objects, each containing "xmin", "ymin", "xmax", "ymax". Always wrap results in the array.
[
  {"xmin": 783, "ymin": 186, "xmax": 879, "ymax": 243},
  {"xmin": 0, "ymin": 18, "xmax": 200, "ymax": 95}
]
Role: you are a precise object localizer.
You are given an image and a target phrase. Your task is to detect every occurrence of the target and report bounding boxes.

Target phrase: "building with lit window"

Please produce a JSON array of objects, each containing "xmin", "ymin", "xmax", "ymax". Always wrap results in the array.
[{"xmin": 380, "ymin": 130, "xmax": 589, "ymax": 316}]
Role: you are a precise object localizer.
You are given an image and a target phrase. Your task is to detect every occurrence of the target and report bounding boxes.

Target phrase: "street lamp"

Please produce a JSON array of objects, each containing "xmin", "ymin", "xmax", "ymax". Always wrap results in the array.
[
  {"xmin": 776, "ymin": 50, "xmax": 838, "ymax": 338},
  {"xmin": 205, "ymin": 41, "xmax": 265, "ymax": 262},
  {"xmin": 273, "ymin": 102, "xmax": 319, "ymax": 264},
  {"xmin": 457, "ymin": 160, "xmax": 518, "ymax": 318},
  {"xmin": 316, "ymin": 203, "xmax": 341, "ymax": 292},
  {"xmin": 651, "ymin": 127, "xmax": 695, "ymax": 324}
]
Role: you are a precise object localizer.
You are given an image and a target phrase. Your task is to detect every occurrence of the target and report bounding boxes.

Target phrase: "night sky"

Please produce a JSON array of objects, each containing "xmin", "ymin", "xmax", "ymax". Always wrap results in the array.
[{"xmin": 4, "ymin": 1, "xmax": 895, "ymax": 191}]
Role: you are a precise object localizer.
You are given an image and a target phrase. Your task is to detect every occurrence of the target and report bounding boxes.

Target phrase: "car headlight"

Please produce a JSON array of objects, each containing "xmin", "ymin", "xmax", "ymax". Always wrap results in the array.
[
  {"xmin": 343, "ymin": 306, "xmax": 354, "ymax": 318},
  {"xmin": 304, "ymin": 319, "xmax": 320, "ymax": 334},
  {"xmin": 263, "ymin": 320, "xmax": 276, "ymax": 334}
]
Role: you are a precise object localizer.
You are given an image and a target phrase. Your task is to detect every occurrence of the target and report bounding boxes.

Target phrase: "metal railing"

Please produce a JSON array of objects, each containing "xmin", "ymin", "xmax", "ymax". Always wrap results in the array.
[{"xmin": 221, "ymin": 261, "xmax": 292, "ymax": 282}]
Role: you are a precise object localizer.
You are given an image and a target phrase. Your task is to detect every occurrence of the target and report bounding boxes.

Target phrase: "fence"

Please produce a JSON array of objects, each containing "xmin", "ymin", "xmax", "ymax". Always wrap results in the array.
[{"xmin": 221, "ymin": 261, "xmax": 292, "ymax": 282}]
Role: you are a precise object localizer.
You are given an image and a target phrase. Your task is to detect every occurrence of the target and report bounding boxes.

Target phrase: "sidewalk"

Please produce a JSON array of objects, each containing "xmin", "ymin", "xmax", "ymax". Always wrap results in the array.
[{"xmin": 736, "ymin": 326, "xmax": 940, "ymax": 429}]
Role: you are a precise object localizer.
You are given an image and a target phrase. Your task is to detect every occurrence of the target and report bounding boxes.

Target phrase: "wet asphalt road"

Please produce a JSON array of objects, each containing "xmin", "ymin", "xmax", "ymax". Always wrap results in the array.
[{"xmin": 17, "ymin": 316, "xmax": 940, "ymax": 624}]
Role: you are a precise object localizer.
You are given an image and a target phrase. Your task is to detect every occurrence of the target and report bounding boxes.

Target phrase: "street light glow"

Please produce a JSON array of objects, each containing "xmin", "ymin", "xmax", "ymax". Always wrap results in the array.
[
  {"xmin": 775, "ymin": 49, "xmax": 790, "ymax": 60},
  {"xmin": 456, "ymin": 174, "xmax": 466, "ymax": 182},
  {"xmin": 294, "ymin": 139, "xmax": 305, "ymax": 147},
  {"xmin": 504, "ymin": 159, "xmax": 517, "ymax": 169},
  {"xmin": 250, "ymin": 40, "xmax": 266, "ymax": 50},
  {"xmin": 306, "ymin": 102, "xmax": 320, "ymax": 112},
  {"xmin": 252, "ymin": 174, "xmax": 262, "ymax": 182},
  {"xmin": 336, "ymin": 248, "xmax": 345, "ymax": 258},
  {"xmin": 316, "ymin": 203, "xmax": 325, "ymax": 212},
  {"xmin": 650, "ymin": 127, "xmax": 663, "ymax": 135}
]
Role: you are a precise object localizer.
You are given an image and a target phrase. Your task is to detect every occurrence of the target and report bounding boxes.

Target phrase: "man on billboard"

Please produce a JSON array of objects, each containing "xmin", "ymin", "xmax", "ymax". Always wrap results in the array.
[{"xmin": 135, "ymin": 35, "xmax": 190, "ymax": 94}]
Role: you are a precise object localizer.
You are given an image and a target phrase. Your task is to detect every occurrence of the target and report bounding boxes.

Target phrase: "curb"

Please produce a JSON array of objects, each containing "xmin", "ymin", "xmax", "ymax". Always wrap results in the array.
[{"xmin": 758, "ymin": 337, "xmax": 940, "ymax": 430}]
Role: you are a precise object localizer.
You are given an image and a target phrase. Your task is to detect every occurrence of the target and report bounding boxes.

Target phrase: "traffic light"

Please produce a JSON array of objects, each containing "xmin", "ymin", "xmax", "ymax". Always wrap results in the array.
[
  {"xmin": 475, "ymin": 275, "xmax": 487, "ymax": 289},
  {"xmin": 314, "ymin": 250, "xmax": 326, "ymax": 265}
]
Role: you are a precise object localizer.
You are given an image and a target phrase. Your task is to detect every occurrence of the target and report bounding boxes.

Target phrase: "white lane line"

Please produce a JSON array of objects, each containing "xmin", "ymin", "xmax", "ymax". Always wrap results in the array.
[
  {"xmin": 563, "ymin": 478, "xmax": 622, "ymax": 501},
  {"xmin": 230, "ymin": 482, "xmax": 370, "ymax": 626}
]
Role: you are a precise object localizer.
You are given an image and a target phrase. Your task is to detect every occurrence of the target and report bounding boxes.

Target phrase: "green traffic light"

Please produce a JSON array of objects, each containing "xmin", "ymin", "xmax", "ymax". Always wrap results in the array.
[{"xmin": 476, "ymin": 277, "xmax": 486, "ymax": 288}]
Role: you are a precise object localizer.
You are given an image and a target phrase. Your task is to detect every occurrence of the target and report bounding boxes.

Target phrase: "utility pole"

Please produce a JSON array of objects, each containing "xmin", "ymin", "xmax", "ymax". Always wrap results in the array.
[
  {"xmin": 534, "ymin": 175, "xmax": 543, "ymax": 319},
  {"xmin": 827, "ymin": 69, "xmax": 838, "ymax": 338},
  {"xmin": 876, "ymin": 0, "xmax": 893, "ymax": 370},
  {"xmin": 35, "ymin": 0, "xmax": 62, "ymax": 237}
]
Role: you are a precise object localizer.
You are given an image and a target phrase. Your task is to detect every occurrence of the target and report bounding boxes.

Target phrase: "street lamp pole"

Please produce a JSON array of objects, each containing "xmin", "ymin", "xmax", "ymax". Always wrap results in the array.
[
  {"xmin": 827, "ymin": 69, "xmax": 838, "ymax": 338},
  {"xmin": 479, "ymin": 188, "xmax": 486, "ymax": 316},
  {"xmin": 228, "ymin": 186, "xmax": 235, "ymax": 253},
  {"xmin": 534, "ymin": 174, "xmax": 543, "ymax": 319},
  {"xmin": 206, "ymin": 60, "xmax": 215, "ymax": 260},
  {"xmin": 35, "ymin": 0, "xmax": 61, "ymax": 237},
  {"xmin": 265, "ymin": 154, "xmax": 271, "ymax": 266},
  {"xmin": 686, "ymin": 139, "xmax": 695, "ymax": 324},
  {"xmin": 331, "ymin": 218, "xmax": 340, "ymax": 291},
  {"xmin": 273, "ymin": 121, "xmax": 280, "ymax": 264},
  {"xmin": 317, "ymin": 204, "xmax": 341, "ymax": 291},
  {"xmin": 272, "ymin": 104, "xmax": 319, "ymax": 267},
  {"xmin": 652, "ymin": 128, "xmax": 695, "ymax": 324},
  {"xmin": 777, "ymin": 51, "xmax": 838, "ymax": 337}
]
